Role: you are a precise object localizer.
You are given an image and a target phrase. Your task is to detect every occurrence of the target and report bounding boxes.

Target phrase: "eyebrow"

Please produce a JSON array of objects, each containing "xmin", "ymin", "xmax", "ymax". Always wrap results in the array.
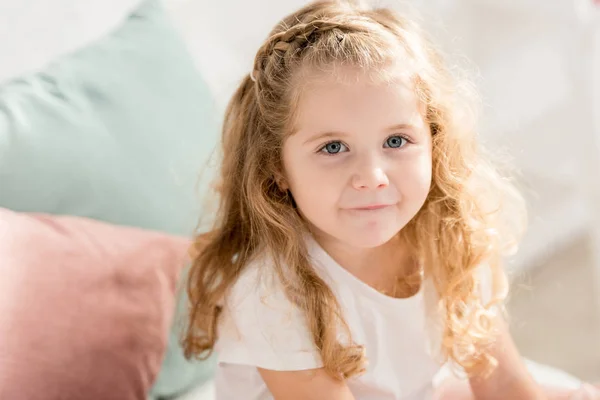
[{"xmin": 302, "ymin": 123, "xmax": 418, "ymax": 145}]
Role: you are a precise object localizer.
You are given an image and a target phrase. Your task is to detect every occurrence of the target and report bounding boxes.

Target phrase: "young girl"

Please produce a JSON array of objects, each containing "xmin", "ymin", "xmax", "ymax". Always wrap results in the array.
[{"xmin": 183, "ymin": 1, "xmax": 600, "ymax": 399}]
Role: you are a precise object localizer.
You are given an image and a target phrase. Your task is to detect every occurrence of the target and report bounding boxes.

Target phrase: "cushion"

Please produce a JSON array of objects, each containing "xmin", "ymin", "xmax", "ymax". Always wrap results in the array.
[
  {"xmin": 0, "ymin": 0, "xmax": 219, "ymax": 236},
  {"xmin": 0, "ymin": 207, "xmax": 190, "ymax": 400},
  {"xmin": 0, "ymin": 0, "xmax": 219, "ymax": 396}
]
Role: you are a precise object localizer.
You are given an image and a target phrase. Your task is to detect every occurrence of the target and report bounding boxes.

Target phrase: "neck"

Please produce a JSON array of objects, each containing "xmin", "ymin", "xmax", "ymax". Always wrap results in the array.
[{"xmin": 311, "ymin": 230, "xmax": 415, "ymax": 280}]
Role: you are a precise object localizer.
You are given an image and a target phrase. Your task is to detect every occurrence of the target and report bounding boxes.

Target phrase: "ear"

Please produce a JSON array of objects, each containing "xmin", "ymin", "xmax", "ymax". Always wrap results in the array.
[
  {"xmin": 277, "ymin": 178, "xmax": 289, "ymax": 191},
  {"xmin": 273, "ymin": 172, "xmax": 288, "ymax": 191}
]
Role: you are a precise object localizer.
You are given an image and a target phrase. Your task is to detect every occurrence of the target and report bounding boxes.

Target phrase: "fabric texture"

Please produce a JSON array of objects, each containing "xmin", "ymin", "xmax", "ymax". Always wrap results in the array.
[
  {"xmin": 0, "ymin": 0, "xmax": 218, "ymax": 236},
  {"xmin": 215, "ymin": 236, "xmax": 441, "ymax": 400},
  {"xmin": 0, "ymin": 0, "xmax": 219, "ymax": 396},
  {"xmin": 217, "ymin": 259, "xmax": 323, "ymax": 371},
  {"xmin": 0, "ymin": 207, "xmax": 190, "ymax": 400}
]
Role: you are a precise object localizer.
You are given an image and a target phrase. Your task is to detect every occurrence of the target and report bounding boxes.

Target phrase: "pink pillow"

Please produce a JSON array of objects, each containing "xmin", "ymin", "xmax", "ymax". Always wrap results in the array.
[{"xmin": 0, "ymin": 208, "xmax": 191, "ymax": 400}]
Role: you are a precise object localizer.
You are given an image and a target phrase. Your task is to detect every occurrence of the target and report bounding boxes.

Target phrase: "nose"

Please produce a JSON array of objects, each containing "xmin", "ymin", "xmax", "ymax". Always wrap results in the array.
[{"xmin": 351, "ymin": 156, "xmax": 389, "ymax": 190}]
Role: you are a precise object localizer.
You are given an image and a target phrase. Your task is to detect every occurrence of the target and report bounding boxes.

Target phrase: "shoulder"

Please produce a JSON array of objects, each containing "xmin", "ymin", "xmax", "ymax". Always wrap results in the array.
[
  {"xmin": 224, "ymin": 254, "xmax": 301, "ymax": 321},
  {"xmin": 217, "ymin": 253, "xmax": 323, "ymax": 371}
]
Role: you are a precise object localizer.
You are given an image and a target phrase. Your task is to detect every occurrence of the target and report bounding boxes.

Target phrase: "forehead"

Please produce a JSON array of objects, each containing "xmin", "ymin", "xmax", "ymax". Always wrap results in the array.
[{"xmin": 291, "ymin": 65, "xmax": 425, "ymax": 133}]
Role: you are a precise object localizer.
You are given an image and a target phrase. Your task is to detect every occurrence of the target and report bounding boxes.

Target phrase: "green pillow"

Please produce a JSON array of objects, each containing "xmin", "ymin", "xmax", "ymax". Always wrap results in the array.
[
  {"xmin": 0, "ymin": 0, "xmax": 217, "ymax": 397},
  {"xmin": 0, "ymin": 0, "xmax": 218, "ymax": 236}
]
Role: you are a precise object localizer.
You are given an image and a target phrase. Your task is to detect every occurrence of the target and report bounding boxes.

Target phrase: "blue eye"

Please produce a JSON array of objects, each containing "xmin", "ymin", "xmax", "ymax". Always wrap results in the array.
[
  {"xmin": 384, "ymin": 135, "xmax": 407, "ymax": 148},
  {"xmin": 320, "ymin": 141, "xmax": 348, "ymax": 154}
]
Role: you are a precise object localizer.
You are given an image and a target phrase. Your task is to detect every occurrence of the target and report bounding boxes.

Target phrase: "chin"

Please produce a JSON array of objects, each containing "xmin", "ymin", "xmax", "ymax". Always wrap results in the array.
[{"xmin": 341, "ymin": 228, "xmax": 401, "ymax": 249}]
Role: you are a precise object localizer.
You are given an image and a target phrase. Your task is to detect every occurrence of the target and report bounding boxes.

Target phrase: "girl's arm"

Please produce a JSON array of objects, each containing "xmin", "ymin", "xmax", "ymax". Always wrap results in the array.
[
  {"xmin": 259, "ymin": 367, "xmax": 356, "ymax": 400},
  {"xmin": 435, "ymin": 317, "xmax": 600, "ymax": 400},
  {"xmin": 437, "ymin": 376, "xmax": 600, "ymax": 400},
  {"xmin": 468, "ymin": 316, "xmax": 545, "ymax": 399}
]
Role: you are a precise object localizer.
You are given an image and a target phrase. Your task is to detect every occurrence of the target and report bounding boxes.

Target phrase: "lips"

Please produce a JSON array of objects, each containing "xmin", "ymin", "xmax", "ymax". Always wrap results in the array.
[
  {"xmin": 351, "ymin": 204, "xmax": 390, "ymax": 210},
  {"xmin": 346, "ymin": 203, "xmax": 395, "ymax": 211}
]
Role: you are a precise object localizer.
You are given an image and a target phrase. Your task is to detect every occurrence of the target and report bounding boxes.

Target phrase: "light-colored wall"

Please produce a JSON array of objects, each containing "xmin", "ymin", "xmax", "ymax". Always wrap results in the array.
[{"xmin": 0, "ymin": 0, "xmax": 141, "ymax": 84}]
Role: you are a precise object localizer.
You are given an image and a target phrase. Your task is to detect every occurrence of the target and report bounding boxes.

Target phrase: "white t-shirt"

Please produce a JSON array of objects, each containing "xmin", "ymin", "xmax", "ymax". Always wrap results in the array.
[{"xmin": 214, "ymin": 238, "xmax": 448, "ymax": 400}]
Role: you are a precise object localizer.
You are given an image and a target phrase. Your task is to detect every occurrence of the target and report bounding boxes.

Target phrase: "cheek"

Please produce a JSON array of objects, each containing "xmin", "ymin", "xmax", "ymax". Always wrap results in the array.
[
  {"xmin": 288, "ymin": 165, "xmax": 338, "ymax": 201},
  {"xmin": 283, "ymin": 156, "xmax": 341, "ymax": 211},
  {"xmin": 417, "ymin": 155, "xmax": 433, "ymax": 195},
  {"xmin": 419, "ymin": 155, "xmax": 433, "ymax": 190},
  {"xmin": 394, "ymin": 151, "xmax": 433, "ymax": 198}
]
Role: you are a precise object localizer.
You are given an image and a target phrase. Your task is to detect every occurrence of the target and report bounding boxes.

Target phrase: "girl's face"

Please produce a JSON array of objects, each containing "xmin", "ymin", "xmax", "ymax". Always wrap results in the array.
[{"xmin": 282, "ymin": 66, "xmax": 433, "ymax": 250}]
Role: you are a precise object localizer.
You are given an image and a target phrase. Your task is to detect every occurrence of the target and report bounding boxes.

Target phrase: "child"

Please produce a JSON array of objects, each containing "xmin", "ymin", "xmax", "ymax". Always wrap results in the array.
[{"xmin": 183, "ymin": 1, "xmax": 600, "ymax": 399}]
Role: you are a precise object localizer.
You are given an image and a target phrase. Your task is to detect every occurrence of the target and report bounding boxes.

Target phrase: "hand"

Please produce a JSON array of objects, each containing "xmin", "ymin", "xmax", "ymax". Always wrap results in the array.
[{"xmin": 569, "ymin": 383, "xmax": 600, "ymax": 400}]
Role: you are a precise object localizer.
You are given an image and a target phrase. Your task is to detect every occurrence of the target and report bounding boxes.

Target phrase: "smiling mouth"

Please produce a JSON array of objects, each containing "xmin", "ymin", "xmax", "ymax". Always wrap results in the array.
[{"xmin": 349, "ymin": 204, "xmax": 392, "ymax": 211}]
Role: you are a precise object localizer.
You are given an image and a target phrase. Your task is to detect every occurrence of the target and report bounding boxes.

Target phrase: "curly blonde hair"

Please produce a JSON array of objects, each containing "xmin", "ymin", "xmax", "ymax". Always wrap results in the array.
[{"xmin": 183, "ymin": 0, "xmax": 526, "ymax": 380}]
